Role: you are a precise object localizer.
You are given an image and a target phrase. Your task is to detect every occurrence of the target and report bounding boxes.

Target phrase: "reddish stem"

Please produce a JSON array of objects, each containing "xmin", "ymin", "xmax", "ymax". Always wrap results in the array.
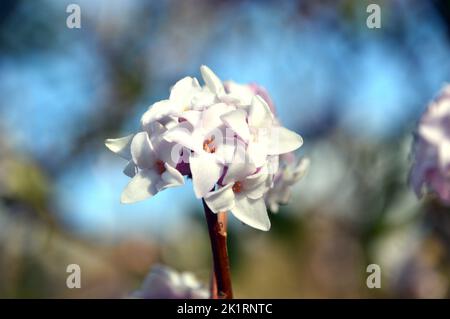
[
  {"xmin": 210, "ymin": 269, "xmax": 218, "ymax": 299},
  {"xmin": 202, "ymin": 200, "xmax": 233, "ymax": 299}
]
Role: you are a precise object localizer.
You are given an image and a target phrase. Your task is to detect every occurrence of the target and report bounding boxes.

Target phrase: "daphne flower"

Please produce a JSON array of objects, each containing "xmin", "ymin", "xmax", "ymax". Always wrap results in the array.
[
  {"xmin": 410, "ymin": 84, "xmax": 450, "ymax": 204},
  {"xmin": 205, "ymin": 68, "xmax": 303, "ymax": 161},
  {"xmin": 204, "ymin": 154, "xmax": 271, "ymax": 231},
  {"xmin": 121, "ymin": 131, "xmax": 184, "ymax": 203},
  {"xmin": 141, "ymin": 76, "xmax": 214, "ymax": 129},
  {"xmin": 132, "ymin": 265, "xmax": 208, "ymax": 299},
  {"xmin": 265, "ymin": 155, "xmax": 310, "ymax": 213},
  {"xmin": 163, "ymin": 102, "xmax": 236, "ymax": 198},
  {"xmin": 221, "ymin": 95, "xmax": 303, "ymax": 168}
]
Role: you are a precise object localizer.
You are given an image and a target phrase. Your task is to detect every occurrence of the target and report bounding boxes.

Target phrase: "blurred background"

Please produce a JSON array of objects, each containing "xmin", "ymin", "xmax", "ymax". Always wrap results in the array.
[{"xmin": 0, "ymin": 0, "xmax": 449, "ymax": 298}]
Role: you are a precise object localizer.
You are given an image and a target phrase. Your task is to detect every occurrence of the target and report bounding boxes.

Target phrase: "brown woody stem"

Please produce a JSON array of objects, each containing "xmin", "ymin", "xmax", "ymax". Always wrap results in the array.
[{"xmin": 202, "ymin": 200, "xmax": 233, "ymax": 299}]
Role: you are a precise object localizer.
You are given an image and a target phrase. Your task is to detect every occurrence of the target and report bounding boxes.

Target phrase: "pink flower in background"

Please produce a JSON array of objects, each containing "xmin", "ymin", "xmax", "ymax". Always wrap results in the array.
[
  {"xmin": 410, "ymin": 84, "xmax": 450, "ymax": 204},
  {"xmin": 131, "ymin": 265, "xmax": 208, "ymax": 299}
]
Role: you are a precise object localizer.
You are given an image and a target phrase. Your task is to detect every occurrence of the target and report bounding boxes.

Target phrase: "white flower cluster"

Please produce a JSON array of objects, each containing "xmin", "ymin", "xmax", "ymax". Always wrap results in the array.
[{"xmin": 106, "ymin": 66, "xmax": 307, "ymax": 230}]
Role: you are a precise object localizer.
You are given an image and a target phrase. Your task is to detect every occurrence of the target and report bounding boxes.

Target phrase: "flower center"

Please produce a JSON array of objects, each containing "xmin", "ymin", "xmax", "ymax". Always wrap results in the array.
[
  {"xmin": 232, "ymin": 181, "xmax": 242, "ymax": 193},
  {"xmin": 155, "ymin": 160, "xmax": 166, "ymax": 175},
  {"xmin": 203, "ymin": 137, "xmax": 216, "ymax": 153}
]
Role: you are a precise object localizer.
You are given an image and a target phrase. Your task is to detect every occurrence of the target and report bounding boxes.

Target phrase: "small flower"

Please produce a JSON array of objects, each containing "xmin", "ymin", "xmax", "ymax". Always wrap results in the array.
[
  {"xmin": 204, "ymin": 155, "xmax": 271, "ymax": 231},
  {"xmin": 163, "ymin": 102, "xmax": 236, "ymax": 198},
  {"xmin": 140, "ymin": 76, "xmax": 203, "ymax": 128},
  {"xmin": 108, "ymin": 130, "xmax": 184, "ymax": 204},
  {"xmin": 131, "ymin": 265, "xmax": 208, "ymax": 299},
  {"xmin": 410, "ymin": 84, "xmax": 450, "ymax": 204},
  {"xmin": 265, "ymin": 155, "xmax": 310, "ymax": 213},
  {"xmin": 251, "ymin": 97, "xmax": 303, "ymax": 164}
]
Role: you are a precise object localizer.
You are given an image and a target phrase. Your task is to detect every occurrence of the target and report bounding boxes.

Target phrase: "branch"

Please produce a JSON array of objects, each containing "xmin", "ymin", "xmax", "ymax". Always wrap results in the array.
[{"xmin": 202, "ymin": 200, "xmax": 233, "ymax": 299}]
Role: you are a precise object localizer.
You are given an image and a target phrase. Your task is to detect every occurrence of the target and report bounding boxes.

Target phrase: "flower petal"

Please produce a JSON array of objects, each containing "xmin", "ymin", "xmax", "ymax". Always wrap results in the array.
[
  {"xmin": 247, "ymin": 140, "xmax": 268, "ymax": 167},
  {"xmin": 291, "ymin": 157, "xmax": 310, "ymax": 182},
  {"xmin": 157, "ymin": 163, "xmax": 185, "ymax": 191},
  {"xmin": 248, "ymin": 95, "xmax": 273, "ymax": 128},
  {"xmin": 190, "ymin": 152, "xmax": 222, "ymax": 198},
  {"xmin": 121, "ymin": 169, "xmax": 159, "ymax": 203},
  {"xmin": 221, "ymin": 109, "xmax": 250, "ymax": 142},
  {"xmin": 269, "ymin": 201, "xmax": 280, "ymax": 213},
  {"xmin": 163, "ymin": 123, "xmax": 203, "ymax": 154},
  {"xmin": 105, "ymin": 134, "xmax": 133, "ymax": 160},
  {"xmin": 191, "ymin": 89, "xmax": 217, "ymax": 109},
  {"xmin": 438, "ymin": 140, "xmax": 450, "ymax": 169},
  {"xmin": 200, "ymin": 65, "xmax": 225, "ymax": 96},
  {"xmin": 131, "ymin": 132, "xmax": 156, "ymax": 169},
  {"xmin": 169, "ymin": 76, "xmax": 200, "ymax": 105},
  {"xmin": 204, "ymin": 184, "xmax": 235, "ymax": 213},
  {"xmin": 178, "ymin": 110, "xmax": 201, "ymax": 127},
  {"xmin": 141, "ymin": 100, "xmax": 178, "ymax": 129},
  {"xmin": 201, "ymin": 102, "xmax": 235, "ymax": 132},
  {"xmin": 231, "ymin": 196, "xmax": 270, "ymax": 231},
  {"xmin": 123, "ymin": 160, "xmax": 137, "ymax": 177},
  {"xmin": 419, "ymin": 124, "xmax": 444, "ymax": 146},
  {"xmin": 222, "ymin": 156, "xmax": 256, "ymax": 185},
  {"xmin": 267, "ymin": 154, "xmax": 280, "ymax": 176},
  {"xmin": 243, "ymin": 169, "xmax": 269, "ymax": 199},
  {"xmin": 278, "ymin": 186, "xmax": 292, "ymax": 204},
  {"xmin": 267, "ymin": 126, "xmax": 303, "ymax": 155},
  {"xmin": 215, "ymin": 135, "xmax": 237, "ymax": 164},
  {"xmin": 224, "ymin": 81, "xmax": 255, "ymax": 106}
]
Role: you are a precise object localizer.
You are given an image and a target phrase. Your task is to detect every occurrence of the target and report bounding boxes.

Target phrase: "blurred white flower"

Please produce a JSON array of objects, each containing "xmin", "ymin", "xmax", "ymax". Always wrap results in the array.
[
  {"xmin": 106, "ymin": 65, "xmax": 307, "ymax": 230},
  {"xmin": 410, "ymin": 84, "xmax": 450, "ymax": 204},
  {"xmin": 266, "ymin": 155, "xmax": 310, "ymax": 213},
  {"xmin": 132, "ymin": 265, "xmax": 208, "ymax": 299}
]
